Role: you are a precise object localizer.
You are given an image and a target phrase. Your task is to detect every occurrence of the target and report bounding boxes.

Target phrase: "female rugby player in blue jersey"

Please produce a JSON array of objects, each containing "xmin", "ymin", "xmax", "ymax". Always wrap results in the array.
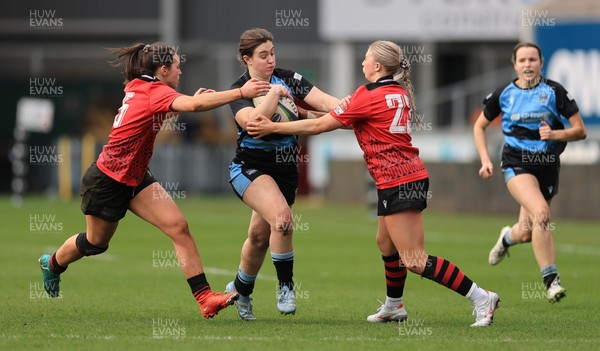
[
  {"xmin": 473, "ymin": 42, "xmax": 587, "ymax": 303},
  {"xmin": 224, "ymin": 28, "xmax": 341, "ymax": 321}
]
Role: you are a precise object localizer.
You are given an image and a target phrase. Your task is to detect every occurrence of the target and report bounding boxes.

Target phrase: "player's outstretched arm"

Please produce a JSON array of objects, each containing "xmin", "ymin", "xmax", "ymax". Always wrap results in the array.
[
  {"xmin": 246, "ymin": 113, "xmax": 344, "ymax": 138},
  {"xmin": 170, "ymin": 78, "xmax": 270, "ymax": 112},
  {"xmin": 303, "ymin": 86, "xmax": 342, "ymax": 112}
]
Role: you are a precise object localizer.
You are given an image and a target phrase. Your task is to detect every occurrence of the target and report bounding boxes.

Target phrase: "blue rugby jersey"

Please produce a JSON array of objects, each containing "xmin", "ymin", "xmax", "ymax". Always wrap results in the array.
[
  {"xmin": 229, "ymin": 68, "xmax": 313, "ymax": 151},
  {"xmin": 483, "ymin": 78, "xmax": 579, "ymax": 161}
]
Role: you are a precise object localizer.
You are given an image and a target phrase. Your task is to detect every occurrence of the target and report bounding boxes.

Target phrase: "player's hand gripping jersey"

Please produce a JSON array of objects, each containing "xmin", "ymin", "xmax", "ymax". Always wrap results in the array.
[{"xmin": 229, "ymin": 68, "xmax": 314, "ymax": 172}]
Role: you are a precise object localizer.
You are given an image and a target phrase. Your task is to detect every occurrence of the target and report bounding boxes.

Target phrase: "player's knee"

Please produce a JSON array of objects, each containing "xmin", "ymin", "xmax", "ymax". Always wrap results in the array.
[
  {"xmin": 273, "ymin": 210, "xmax": 294, "ymax": 236},
  {"xmin": 530, "ymin": 206, "xmax": 552, "ymax": 228},
  {"xmin": 375, "ymin": 235, "xmax": 389, "ymax": 249},
  {"xmin": 247, "ymin": 230, "xmax": 269, "ymax": 250},
  {"xmin": 76, "ymin": 232, "xmax": 108, "ymax": 256},
  {"xmin": 164, "ymin": 216, "xmax": 190, "ymax": 238}
]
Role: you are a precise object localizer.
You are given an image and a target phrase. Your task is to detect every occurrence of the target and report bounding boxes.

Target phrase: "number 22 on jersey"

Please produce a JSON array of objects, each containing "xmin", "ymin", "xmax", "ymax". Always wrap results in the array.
[
  {"xmin": 386, "ymin": 93, "xmax": 411, "ymax": 134},
  {"xmin": 113, "ymin": 92, "xmax": 135, "ymax": 128}
]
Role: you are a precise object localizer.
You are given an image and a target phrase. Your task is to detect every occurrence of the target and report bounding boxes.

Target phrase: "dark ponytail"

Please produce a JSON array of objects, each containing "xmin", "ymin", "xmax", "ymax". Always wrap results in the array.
[{"xmin": 107, "ymin": 42, "xmax": 177, "ymax": 83}]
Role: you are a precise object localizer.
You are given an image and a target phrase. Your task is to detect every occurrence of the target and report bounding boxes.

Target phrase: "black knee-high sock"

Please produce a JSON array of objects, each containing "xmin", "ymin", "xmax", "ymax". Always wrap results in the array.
[
  {"xmin": 234, "ymin": 269, "xmax": 256, "ymax": 297},
  {"xmin": 272, "ymin": 252, "xmax": 294, "ymax": 290},
  {"xmin": 49, "ymin": 253, "xmax": 67, "ymax": 274},
  {"xmin": 187, "ymin": 273, "xmax": 210, "ymax": 301},
  {"xmin": 421, "ymin": 255, "xmax": 473, "ymax": 296},
  {"xmin": 383, "ymin": 252, "xmax": 407, "ymax": 298}
]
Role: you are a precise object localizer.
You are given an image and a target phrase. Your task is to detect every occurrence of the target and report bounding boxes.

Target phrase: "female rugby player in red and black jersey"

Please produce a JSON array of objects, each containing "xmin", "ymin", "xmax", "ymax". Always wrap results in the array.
[
  {"xmin": 38, "ymin": 42, "xmax": 270, "ymax": 319},
  {"xmin": 247, "ymin": 41, "xmax": 500, "ymax": 327}
]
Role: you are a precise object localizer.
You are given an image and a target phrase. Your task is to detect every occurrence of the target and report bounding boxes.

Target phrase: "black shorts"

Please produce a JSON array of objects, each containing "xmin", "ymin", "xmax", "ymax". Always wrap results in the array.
[
  {"xmin": 377, "ymin": 178, "xmax": 429, "ymax": 216},
  {"xmin": 80, "ymin": 162, "xmax": 156, "ymax": 222},
  {"xmin": 502, "ymin": 165, "xmax": 560, "ymax": 200},
  {"xmin": 229, "ymin": 162, "xmax": 298, "ymax": 206}
]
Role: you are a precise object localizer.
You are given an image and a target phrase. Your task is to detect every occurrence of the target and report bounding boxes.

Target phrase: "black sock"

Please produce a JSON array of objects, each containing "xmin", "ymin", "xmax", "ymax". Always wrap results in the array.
[
  {"xmin": 273, "ymin": 260, "xmax": 294, "ymax": 290},
  {"xmin": 383, "ymin": 252, "xmax": 407, "ymax": 298},
  {"xmin": 187, "ymin": 273, "xmax": 210, "ymax": 300},
  {"xmin": 234, "ymin": 274, "xmax": 255, "ymax": 296},
  {"xmin": 50, "ymin": 253, "xmax": 67, "ymax": 274},
  {"xmin": 501, "ymin": 236, "xmax": 511, "ymax": 248},
  {"xmin": 543, "ymin": 273, "xmax": 558, "ymax": 289}
]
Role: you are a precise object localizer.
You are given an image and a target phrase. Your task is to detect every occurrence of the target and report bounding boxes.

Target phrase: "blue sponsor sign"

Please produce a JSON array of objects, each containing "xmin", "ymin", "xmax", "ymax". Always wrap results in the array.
[{"xmin": 535, "ymin": 22, "xmax": 600, "ymax": 125}]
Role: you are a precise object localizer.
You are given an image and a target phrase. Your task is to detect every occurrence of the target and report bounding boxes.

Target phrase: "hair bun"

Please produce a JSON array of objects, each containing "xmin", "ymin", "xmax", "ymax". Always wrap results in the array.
[{"xmin": 400, "ymin": 58, "xmax": 411, "ymax": 70}]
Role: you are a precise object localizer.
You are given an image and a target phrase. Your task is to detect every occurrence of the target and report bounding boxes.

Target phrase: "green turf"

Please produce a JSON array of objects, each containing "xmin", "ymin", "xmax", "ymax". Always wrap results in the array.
[{"xmin": 1, "ymin": 196, "xmax": 599, "ymax": 350}]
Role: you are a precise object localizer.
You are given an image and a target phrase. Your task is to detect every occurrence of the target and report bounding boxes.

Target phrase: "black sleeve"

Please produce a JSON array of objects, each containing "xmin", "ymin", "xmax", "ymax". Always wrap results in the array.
[
  {"xmin": 229, "ymin": 77, "xmax": 253, "ymax": 119},
  {"xmin": 273, "ymin": 68, "xmax": 314, "ymax": 100},
  {"xmin": 548, "ymin": 79, "xmax": 579, "ymax": 119},
  {"xmin": 482, "ymin": 84, "xmax": 506, "ymax": 121}
]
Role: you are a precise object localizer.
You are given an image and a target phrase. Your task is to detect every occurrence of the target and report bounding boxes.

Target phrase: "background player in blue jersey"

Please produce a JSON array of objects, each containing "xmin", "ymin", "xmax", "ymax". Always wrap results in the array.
[
  {"xmin": 473, "ymin": 42, "xmax": 587, "ymax": 303},
  {"xmin": 225, "ymin": 28, "xmax": 341, "ymax": 320}
]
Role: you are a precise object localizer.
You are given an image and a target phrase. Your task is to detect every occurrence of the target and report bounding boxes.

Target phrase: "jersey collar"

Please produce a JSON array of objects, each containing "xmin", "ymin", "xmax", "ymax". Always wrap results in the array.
[
  {"xmin": 139, "ymin": 74, "xmax": 159, "ymax": 82},
  {"xmin": 376, "ymin": 75, "xmax": 395, "ymax": 83}
]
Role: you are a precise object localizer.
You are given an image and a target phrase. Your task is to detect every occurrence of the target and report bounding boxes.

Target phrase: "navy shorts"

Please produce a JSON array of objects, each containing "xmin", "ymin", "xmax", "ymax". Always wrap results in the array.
[
  {"xmin": 229, "ymin": 162, "xmax": 298, "ymax": 205},
  {"xmin": 502, "ymin": 166, "xmax": 560, "ymax": 200},
  {"xmin": 80, "ymin": 162, "xmax": 156, "ymax": 222},
  {"xmin": 377, "ymin": 178, "xmax": 429, "ymax": 216}
]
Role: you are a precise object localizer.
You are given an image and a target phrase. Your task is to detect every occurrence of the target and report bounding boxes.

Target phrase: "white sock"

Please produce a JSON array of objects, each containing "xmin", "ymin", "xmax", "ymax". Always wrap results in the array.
[
  {"xmin": 385, "ymin": 296, "xmax": 402, "ymax": 309},
  {"xmin": 466, "ymin": 283, "xmax": 488, "ymax": 305}
]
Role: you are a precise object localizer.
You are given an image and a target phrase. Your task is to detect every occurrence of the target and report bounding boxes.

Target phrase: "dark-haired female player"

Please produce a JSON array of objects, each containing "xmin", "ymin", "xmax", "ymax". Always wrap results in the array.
[
  {"xmin": 225, "ymin": 28, "xmax": 341, "ymax": 321},
  {"xmin": 474, "ymin": 42, "xmax": 586, "ymax": 303},
  {"xmin": 38, "ymin": 42, "xmax": 270, "ymax": 318},
  {"xmin": 247, "ymin": 40, "xmax": 500, "ymax": 327}
]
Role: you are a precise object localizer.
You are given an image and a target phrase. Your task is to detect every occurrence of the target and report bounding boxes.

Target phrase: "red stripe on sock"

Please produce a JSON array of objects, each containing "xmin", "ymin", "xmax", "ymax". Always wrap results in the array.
[
  {"xmin": 450, "ymin": 271, "xmax": 465, "ymax": 291},
  {"xmin": 386, "ymin": 270, "xmax": 405, "ymax": 278},
  {"xmin": 433, "ymin": 257, "xmax": 444, "ymax": 277},
  {"xmin": 386, "ymin": 279, "xmax": 405, "ymax": 287},
  {"xmin": 384, "ymin": 260, "xmax": 400, "ymax": 268},
  {"xmin": 441, "ymin": 262, "xmax": 456, "ymax": 285}
]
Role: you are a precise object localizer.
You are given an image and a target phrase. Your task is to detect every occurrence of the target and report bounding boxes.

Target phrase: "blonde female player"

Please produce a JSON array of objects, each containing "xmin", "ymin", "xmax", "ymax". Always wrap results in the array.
[
  {"xmin": 246, "ymin": 40, "xmax": 500, "ymax": 327},
  {"xmin": 474, "ymin": 42, "xmax": 586, "ymax": 303},
  {"xmin": 38, "ymin": 42, "xmax": 270, "ymax": 318}
]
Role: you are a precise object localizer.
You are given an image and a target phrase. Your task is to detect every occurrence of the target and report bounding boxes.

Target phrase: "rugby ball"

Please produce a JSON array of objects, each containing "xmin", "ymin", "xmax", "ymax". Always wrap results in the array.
[{"xmin": 252, "ymin": 95, "xmax": 299, "ymax": 122}]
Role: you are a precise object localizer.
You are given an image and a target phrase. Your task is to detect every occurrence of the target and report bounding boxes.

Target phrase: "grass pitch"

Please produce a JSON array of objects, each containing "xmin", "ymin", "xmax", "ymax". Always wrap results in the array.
[{"xmin": 1, "ymin": 195, "xmax": 599, "ymax": 350}]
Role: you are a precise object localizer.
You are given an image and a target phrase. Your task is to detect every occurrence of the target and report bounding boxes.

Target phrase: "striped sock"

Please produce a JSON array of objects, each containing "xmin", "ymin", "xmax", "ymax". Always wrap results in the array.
[
  {"xmin": 272, "ymin": 251, "xmax": 294, "ymax": 290},
  {"xmin": 234, "ymin": 268, "xmax": 257, "ymax": 296},
  {"xmin": 49, "ymin": 253, "xmax": 67, "ymax": 274},
  {"xmin": 383, "ymin": 252, "xmax": 407, "ymax": 298},
  {"xmin": 541, "ymin": 264, "xmax": 558, "ymax": 289},
  {"xmin": 421, "ymin": 255, "xmax": 473, "ymax": 296},
  {"xmin": 187, "ymin": 273, "xmax": 211, "ymax": 302}
]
